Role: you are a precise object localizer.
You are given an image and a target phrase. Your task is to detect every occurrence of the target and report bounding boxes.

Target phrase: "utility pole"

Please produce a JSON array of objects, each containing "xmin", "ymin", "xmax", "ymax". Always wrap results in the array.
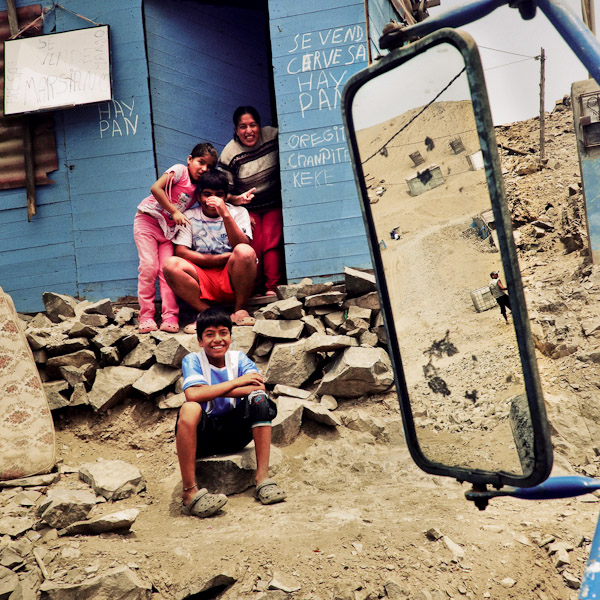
[
  {"xmin": 539, "ymin": 48, "xmax": 546, "ymax": 163},
  {"xmin": 581, "ymin": 0, "xmax": 596, "ymax": 34}
]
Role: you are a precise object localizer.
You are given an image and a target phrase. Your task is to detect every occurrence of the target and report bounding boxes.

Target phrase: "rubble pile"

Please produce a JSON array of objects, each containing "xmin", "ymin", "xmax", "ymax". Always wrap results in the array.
[{"xmin": 24, "ymin": 267, "xmax": 393, "ymax": 416}]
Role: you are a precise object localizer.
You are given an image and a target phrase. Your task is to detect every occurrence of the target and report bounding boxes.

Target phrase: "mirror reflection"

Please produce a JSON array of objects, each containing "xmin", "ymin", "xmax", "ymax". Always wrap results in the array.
[{"xmin": 352, "ymin": 43, "xmax": 531, "ymax": 475}]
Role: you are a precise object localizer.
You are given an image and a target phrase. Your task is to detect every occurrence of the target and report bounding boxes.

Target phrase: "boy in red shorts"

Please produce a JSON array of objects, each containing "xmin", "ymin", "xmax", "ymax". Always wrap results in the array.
[{"xmin": 164, "ymin": 170, "xmax": 257, "ymax": 330}]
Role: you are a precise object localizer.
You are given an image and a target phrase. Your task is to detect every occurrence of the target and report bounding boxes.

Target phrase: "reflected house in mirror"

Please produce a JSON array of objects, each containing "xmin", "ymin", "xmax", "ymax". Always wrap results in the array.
[{"xmin": 342, "ymin": 28, "xmax": 552, "ymax": 490}]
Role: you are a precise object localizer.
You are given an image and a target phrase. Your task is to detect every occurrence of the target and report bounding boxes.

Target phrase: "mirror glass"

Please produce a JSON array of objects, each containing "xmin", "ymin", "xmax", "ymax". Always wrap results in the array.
[{"xmin": 351, "ymin": 42, "xmax": 533, "ymax": 476}]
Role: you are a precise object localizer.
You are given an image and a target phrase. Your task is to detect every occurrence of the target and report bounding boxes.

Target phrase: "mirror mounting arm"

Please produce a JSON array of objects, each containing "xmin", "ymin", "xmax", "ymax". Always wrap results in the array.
[{"xmin": 380, "ymin": 0, "xmax": 510, "ymax": 50}]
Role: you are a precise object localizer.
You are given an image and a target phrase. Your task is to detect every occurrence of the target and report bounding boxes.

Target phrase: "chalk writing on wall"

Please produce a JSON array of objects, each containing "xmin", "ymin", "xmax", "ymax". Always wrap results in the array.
[
  {"xmin": 4, "ymin": 26, "xmax": 112, "ymax": 116},
  {"xmin": 98, "ymin": 99, "xmax": 139, "ymax": 138},
  {"xmin": 286, "ymin": 25, "xmax": 366, "ymax": 119},
  {"xmin": 282, "ymin": 24, "xmax": 365, "ymax": 188}
]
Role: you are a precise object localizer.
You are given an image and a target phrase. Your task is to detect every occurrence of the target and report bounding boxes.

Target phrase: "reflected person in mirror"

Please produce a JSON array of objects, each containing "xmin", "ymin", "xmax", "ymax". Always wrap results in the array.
[{"xmin": 489, "ymin": 271, "xmax": 512, "ymax": 323}]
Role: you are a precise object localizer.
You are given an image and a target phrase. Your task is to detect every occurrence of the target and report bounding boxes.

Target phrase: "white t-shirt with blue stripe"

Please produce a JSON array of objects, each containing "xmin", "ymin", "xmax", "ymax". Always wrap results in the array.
[{"xmin": 182, "ymin": 350, "xmax": 259, "ymax": 417}]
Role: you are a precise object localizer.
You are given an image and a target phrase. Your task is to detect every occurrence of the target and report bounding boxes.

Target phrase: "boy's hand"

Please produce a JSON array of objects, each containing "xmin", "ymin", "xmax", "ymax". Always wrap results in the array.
[
  {"xmin": 171, "ymin": 209, "xmax": 190, "ymax": 225},
  {"xmin": 237, "ymin": 372, "xmax": 264, "ymax": 387},
  {"xmin": 205, "ymin": 195, "xmax": 229, "ymax": 217},
  {"xmin": 238, "ymin": 188, "xmax": 256, "ymax": 205}
]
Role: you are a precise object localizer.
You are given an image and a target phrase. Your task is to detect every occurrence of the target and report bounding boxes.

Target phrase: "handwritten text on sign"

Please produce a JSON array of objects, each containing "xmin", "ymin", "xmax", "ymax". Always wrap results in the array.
[
  {"xmin": 98, "ymin": 99, "xmax": 139, "ymax": 138},
  {"xmin": 286, "ymin": 25, "xmax": 366, "ymax": 119},
  {"xmin": 283, "ymin": 25, "xmax": 364, "ymax": 188},
  {"xmin": 4, "ymin": 26, "xmax": 112, "ymax": 116}
]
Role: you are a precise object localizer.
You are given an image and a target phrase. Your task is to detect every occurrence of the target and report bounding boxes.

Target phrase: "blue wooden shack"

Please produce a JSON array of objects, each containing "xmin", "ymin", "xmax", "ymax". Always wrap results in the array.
[{"xmin": 0, "ymin": 0, "xmax": 405, "ymax": 312}]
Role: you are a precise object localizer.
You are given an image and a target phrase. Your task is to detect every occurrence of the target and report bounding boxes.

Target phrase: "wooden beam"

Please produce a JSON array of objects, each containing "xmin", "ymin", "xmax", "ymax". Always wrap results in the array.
[{"xmin": 6, "ymin": 0, "xmax": 37, "ymax": 221}]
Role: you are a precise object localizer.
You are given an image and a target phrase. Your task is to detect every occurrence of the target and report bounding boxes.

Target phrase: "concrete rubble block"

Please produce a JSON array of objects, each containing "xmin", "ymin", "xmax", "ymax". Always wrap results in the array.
[
  {"xmin": 59, "ymin": 364, "xmax": 95, "ymax": 388},
  {"xmin": 271, "ymin": 297, "xmax": 305, "ymax": 320},
  {"xmin": 43, "ymin": 381, "xmax": 70, "ymax": 411},
  {"xmin": 42, "ymin": 292, "xmax": 78, "ymax": 323},
  {"xmin": 154, "ymin": 337, "xmax": 189, "ymax": 367},
  {"xmin": 122, "ymin": 338, "xmax": 157, "ymax": 369},
  {"xmin": 0, "ymin": 565, "xmax": 19, "ymax": 599},
  {"xmin": 156, "ymin": 392, "xmax": 186, "ymax": 410},
  {"xmin": 322, "ymin": 311, "xmax": 345, "ymax": 330},
  {"xmin": 344, "ymin": 266, "xmax": 377, "ymax": 297},
  {"xmin": 80, "ymin": 313, "xmax": 109, "ymax": 328},
  {"xmin": 118, "ymin": 333, "xmax": 140, "ymax": 356},
  {"xmin": 0, "ymin": 516, "xmax": 35, "ymax": 537},
  {"xmin": 231, "ymin": 326, "xmax": 256, "ymax": 354},
  {"xmin": 83, "ymin": 299, "xmax": 115, "ymax": 320},
  {"xmin": 70, "ymin": 383, "xmax": 89, "ymax": 407},
  {"xmin": 263, "ymin": 340, "xmax": 317, "ymax": 387},
  {"xmin": 132, "ymin": 363, "xmax": 180, "ymax": 397},
  {"xmin": 79, "ymin": 459, "xmax": 145, "ymax": 501},
  {"xmin": 276, "ymin": 279, "xmax": 333, "ymax": 300},
  {"xmin": 273, "ymin": 384, "xmax": 311, "ymax": 400},
  {"xmin": 271, "ymin": 397, "xmax": 304, "ymax": 446},
  {"xmin": 88, "ymin": 366, "xmax": 144, "ymax": 411},
  {"xmin": 46, "ymin": 349, "xmax": 98, "ymax": 380},
  {"xmin": 0, "ymin": 473, "xmax": 60, "ymax": 489},
  {"xmin": 359, "ymin": 331, "xmax": 379, "ymax": 347},
  {"xmin": 304, "ymin": 333, "xmax": 358, "ymax": 354},
  {"xmin": 25, "ymin": 328, "xmax": 57, "ymax": 351},
  {"xmin": 347, "ymin": 305, "xmax": 372, "ymax": 322},
  {"xmin": 99, "ymin": 346, "xmax": 120, "ymax": 367},
  {"xmin": 319, "ymin": 394, "xmax": 338, "ymax": 411},
  {"xmin": 253, "ymin": 319, "xmax": 304, "ymax": 340},
  {"xmin": 59, "ymin": 508, "xmax": 139, "ymax": 536},
  {"xmin": 91, "ymin": 326, "xmax": 129, "ymax": 351},
  {"xmin": 317, "ymin": 347, "xmax": 394, "ymax": 398},
  {"xmin": 45, "ymin": 336, "xmax": 90, "ymax": 357},
  {"xmin": 340, "ymin": 409, "xmax": 385, "ymax": 439},
  {"xmin": 254, "ymin": 338, "xmax": 274, "ymax": 357},
  {"xmin": 344, "ymin": 291, "xmax": 380, "ymax": 311},
  {"xmin": 37, "ymin": 489, "xmax": 97, "ymax": 529},
  {"xmin": 195, "ymin": 445, "xmax": 282, "ymax": 495},
  {"xmin": 338, "ymin": 317, "xmax": 370, "ymax": 337},
  {"xmin": 39, "ymin": 566, "xmax": 152, "ymax": 600},
  {"xmin": 67, "ymin": 321, "xmax": 98, "ymax": 339},
  {"xmin": 28, "ymin": 313, "xmax": 53, "ymax": 329},
  {"xmin": 114, "ymin": 306, "xmax": 136, "ymax": 325},
  {"xmin": 304, "ymin": 291, "xmax": 346, "ymax": 308},
  {"xmin": 301, "ymin": 315, "xmax": 326, "ymax": 335},
  {"xmin": 301, "ymin": 401, "xmax": 341, "ymax": 427}
]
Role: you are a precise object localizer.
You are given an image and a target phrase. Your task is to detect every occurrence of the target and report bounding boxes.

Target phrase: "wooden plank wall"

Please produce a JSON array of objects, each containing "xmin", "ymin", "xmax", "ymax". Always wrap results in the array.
[
  {"xmin": 144, "ymin": 0, "xmax": 273, "ymax": 172},
  {"xmin": 0, "ymin": 0, "xmax": 153, "ymax": 312},
  {"xmin": 368, "ymin": 0, "xmax": 405, "ymax": 60},
  {"xmin": 269, "ymin": 0, "xmax": 373, "ymax": 282}
]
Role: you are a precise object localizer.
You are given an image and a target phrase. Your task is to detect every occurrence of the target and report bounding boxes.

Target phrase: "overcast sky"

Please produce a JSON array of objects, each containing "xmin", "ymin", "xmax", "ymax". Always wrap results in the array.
[{"xmin": 428, "ymin": 0, "xmax": 594, "ymax": 125}]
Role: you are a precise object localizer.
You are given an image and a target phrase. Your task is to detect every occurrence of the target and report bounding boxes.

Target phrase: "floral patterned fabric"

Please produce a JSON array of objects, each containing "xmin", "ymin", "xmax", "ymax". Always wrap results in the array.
[{"xmin": 0, "ymin": 287, "xmax": 55, "ymax": 480}]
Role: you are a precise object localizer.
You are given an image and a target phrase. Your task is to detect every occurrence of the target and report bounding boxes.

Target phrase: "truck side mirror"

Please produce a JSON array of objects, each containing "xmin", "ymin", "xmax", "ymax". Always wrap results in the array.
[{"xmin": 342, "ymin": 28, "xmax": 553, "ymax": 490}]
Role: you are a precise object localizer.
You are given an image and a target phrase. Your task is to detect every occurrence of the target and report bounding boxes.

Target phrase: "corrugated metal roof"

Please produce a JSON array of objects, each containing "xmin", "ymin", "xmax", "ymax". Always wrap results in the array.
[{"xmin": 0, "ymin": 4, "xmax": 58, "ymax": 191}]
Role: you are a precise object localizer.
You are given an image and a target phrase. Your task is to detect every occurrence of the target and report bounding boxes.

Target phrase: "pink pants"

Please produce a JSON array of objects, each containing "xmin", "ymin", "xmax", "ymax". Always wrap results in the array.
[
  {"xmin": 133, "ymin": 213, "xmax": 179, "ymax": 322},
  {"xmin": 250, "ymin": 207, "xmax": 284, "ymax": 293}
]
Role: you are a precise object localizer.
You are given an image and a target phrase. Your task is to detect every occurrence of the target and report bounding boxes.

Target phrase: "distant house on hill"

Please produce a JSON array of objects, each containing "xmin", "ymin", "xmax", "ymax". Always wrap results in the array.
[{"xmin": 0, "ymin": 0, "xmax": 407, "ymax": 312}]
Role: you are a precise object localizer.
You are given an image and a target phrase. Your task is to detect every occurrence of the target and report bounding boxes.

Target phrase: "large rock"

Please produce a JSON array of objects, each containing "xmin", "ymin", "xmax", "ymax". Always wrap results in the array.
[
  {"xmin": 37, "ymin": 489, "xmax": 97, "ymax": 529},
  {"xmin": 263, "ymin": 340, "xmax": 317, "ymax": 387},
  {"xmin": 271, "ymin": 397, "xmax": 304, "ymax": 445},
  {"xmin": 88, "ymin": 366, "xmax": 144, "ymax": 411},
  {"xmin": 132, "ymin": 364, "xmax": 180, "ymax": 397},
  {"xmin": 0, "ymin": 565, "xmax": 19, "ymax": 599},
  {"xmin": 344, "ymin": 266, "xmax": 377, "ymax": 296},
  {"xmin": 316, "ymin": 347, "xmax": 394, "ymax": 397},
  {"xmin": 195, "ymin": 445, "xmax": 283, "ymax": 495},
  {"xmin": 254, "ymin": 319, "xmax": 304, "ymax": 340},
  {"xmin": 79, "ymin": 459, "xmax": 145, "ymax": 500},
  {"xmin": 39, "ymin": 566, "xmax": 152, "ymax": 599},
  {"xmin": 59, "ymin": 508, "xmax": 139, "ymax": 536},
  {"xmin": 42, "ymin": 292, "xmax": 77, "ymax": 323},
  {"xmin": 46, "ymin": 349, "xmax": 98, "ymax": 380}
]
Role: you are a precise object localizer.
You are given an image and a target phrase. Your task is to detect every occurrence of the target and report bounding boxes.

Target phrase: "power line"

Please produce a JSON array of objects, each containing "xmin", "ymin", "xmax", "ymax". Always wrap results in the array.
[
  {"xmin": 478, "ymin": 45, "xmax": 537, "ymax": 59},
  {"xmin": 485, "ymin": 57, "xmax": 537, "ymax": 71}
]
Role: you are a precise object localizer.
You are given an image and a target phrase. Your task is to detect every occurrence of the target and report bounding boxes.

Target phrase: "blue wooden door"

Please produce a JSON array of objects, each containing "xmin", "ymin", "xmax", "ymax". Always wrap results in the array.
[{"xmin": 144, "ymin": 0, "xmax": 274, "ymax": 173}]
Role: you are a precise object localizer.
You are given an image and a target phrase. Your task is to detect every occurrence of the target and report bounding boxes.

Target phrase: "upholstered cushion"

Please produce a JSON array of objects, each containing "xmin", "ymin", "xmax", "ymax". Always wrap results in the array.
[{"xmin": 0, "ymin": 287, "xmax": 55, "ymax": 480}]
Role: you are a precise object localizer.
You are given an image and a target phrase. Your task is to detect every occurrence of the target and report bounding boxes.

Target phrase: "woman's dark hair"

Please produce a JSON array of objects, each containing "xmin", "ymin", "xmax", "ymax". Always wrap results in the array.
[
  {"xmin": 233, "ymin": 105, "xmax": 261, "ymax": 128},
  {"xmin": 190, "ymin": 142, "xmax": 218, "ymax": 161},
  {"xmin": 196, "ymin": 170, "xmax": 229, "ymax": 195},
  {"xmin": 196, "ymin": 307, "xmax": 232, "ymax": 338}
]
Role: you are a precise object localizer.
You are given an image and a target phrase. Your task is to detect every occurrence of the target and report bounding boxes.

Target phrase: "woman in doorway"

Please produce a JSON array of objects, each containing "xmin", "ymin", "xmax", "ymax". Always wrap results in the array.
[{"xmin": 219, "ymin": 106, "xmax": 284, "ymax": 297}]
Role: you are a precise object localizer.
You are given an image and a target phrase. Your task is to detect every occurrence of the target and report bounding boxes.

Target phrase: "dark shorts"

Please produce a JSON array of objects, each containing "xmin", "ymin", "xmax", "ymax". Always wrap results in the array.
[{"xmin": 175, "ymin": 391, "xmax": 277, "ymax": 458}]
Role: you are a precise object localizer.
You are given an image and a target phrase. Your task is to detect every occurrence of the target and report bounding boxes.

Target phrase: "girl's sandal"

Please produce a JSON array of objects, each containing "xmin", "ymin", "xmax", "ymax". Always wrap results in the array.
[
  {"xmin": 159, "ymin": 320, "xmax": 179, "ymax": 333},
  {"xmin": 138, "ymin": 319, "xmax": 158, "ymax": 334}
]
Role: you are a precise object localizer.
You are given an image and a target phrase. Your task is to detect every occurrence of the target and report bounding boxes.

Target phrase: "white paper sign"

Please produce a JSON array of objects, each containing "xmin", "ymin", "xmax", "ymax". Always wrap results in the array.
[{"xmin": 4, "ymin": 25, "xmax": 112, "ymax": 115}]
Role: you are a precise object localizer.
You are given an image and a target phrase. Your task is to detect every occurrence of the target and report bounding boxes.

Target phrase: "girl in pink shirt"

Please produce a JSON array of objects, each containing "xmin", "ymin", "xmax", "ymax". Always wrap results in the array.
[{"xmin": 134, "ymin": 143, "xmax": 218, "ymax": 333}]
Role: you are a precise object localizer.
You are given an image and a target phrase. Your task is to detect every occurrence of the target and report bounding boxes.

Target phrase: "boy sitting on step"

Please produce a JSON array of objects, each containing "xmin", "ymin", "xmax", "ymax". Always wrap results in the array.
[{"xmin": 175, "ymin": 307, "xmax": 286, "ymax": 517}]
